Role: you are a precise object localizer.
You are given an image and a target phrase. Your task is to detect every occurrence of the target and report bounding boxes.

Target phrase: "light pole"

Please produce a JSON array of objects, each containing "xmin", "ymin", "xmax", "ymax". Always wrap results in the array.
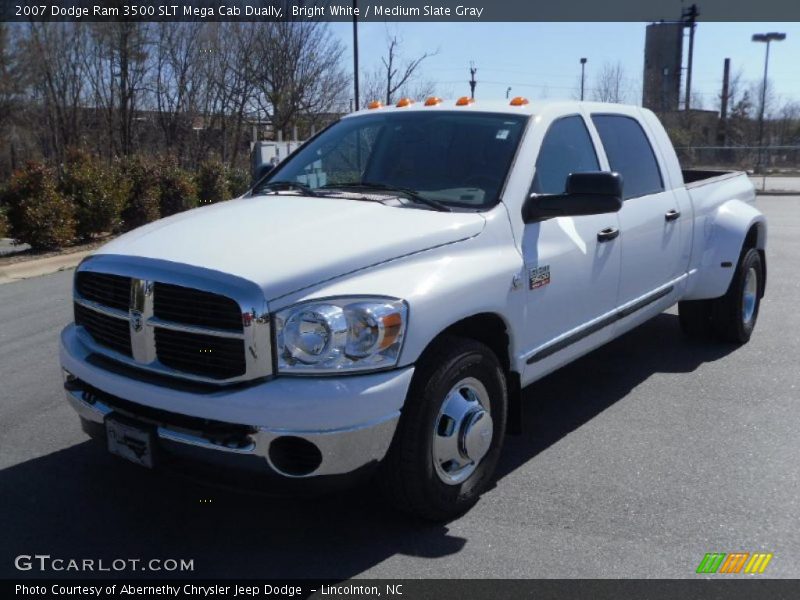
[
  {"xmin": 752, "ymin": 32, "xmax": 786, "ymax": 173},
  {"xmin": 580, "ymin": 58, "xmax": 587, "ymax": 101},
  {"xmin": 506, "ymin": 87, "xmax": 512, "ymax": 99},
  {"xmin": 352, "ymin": 0, "xmax": 360, "ymax": 111}
]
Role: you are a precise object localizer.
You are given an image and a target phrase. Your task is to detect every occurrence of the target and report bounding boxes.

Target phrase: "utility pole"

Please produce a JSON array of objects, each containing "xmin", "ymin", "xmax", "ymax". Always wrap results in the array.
[
  {"xmin": 469, "ymin": 62, "xmax": 477, "ymax": 99},
  {"xmin": 718, "ymin": 58, "xmax": 730, "ymax": 146},
  {"xmin": 580, "ymin": 58, "xmax": 587, "ymax": 101},
  {"xmin": 682, "ymin": 3, "xmax": 699, "ymax": 111},
  {"xmin": 352, "ymin": 0, "xmax": 360, "ymax": 110},
  {"xmin": 752, "ymin": 32, "xmax": 786, "ymax": 173},
  {"xmin": 506, "ymin": 87, "xmax": 512, "ymax": 99}
]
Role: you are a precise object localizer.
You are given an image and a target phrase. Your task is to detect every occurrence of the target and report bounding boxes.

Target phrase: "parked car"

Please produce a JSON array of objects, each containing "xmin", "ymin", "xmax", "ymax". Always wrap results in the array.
[{"xmin": 60, "ymin": 98, "xmax": 766, "ymax": 520}]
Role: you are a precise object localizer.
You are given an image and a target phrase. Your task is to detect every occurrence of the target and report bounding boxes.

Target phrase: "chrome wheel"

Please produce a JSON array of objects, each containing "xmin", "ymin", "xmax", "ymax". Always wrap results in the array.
[
  {"xmin": 432, "ymin": 377, "xmax": 493, "ymax": 485},
  {"xmin": 742, "ymin": 266, "xmax": 758, "ymax": 325}
]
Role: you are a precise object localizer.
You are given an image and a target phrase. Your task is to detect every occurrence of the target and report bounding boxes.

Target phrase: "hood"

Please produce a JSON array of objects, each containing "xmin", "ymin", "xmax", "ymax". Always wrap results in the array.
[{"xmin": 96, "ymin": 195, "xmax": 485, "ymax": 300}]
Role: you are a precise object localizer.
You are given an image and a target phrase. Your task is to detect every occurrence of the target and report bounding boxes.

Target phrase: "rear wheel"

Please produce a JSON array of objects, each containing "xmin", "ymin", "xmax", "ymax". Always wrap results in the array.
[
  {"xmin": 711, "ymin": 248, "xmax": 763, "ymax": 343},
  {"xmin": 379, "ymin": 336, "xmax": 507, "ymax": 521},
  {"xmin": 678, "ymin": 247, "xmax": 763, "ymax": 344}
]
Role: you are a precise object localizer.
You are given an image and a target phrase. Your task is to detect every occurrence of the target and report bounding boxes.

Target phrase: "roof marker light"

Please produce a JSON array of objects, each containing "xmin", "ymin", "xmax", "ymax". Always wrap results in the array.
[
  {"xmin": 456, "ymin": 96, "xmax": 474, "ymax": 106},
  {"xmin": 396, "ymin": 98, "xmax": 415, "ymax": 107},
  {"xmin": 510, "ymin": 97, "xmax": 530, "ymax": 106},
  {"xmin": 367, "ymin": 100, "xmax": 383, "ymax": 109},
  {"xmin": 424, "ymin": 96, "xmax": 443, "ymax": 106}
]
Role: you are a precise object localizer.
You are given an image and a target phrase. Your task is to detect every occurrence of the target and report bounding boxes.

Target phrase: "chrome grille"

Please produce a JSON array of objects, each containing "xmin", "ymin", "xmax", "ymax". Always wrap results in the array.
[
  {"xmin": 75, "ymin": 272, "xmax": 131, "ymax": 312},
  {"xmin": 72, "ymin": 261, "xmax": 271, "ymax": 384},
  {"xmin": 153, "ymin": 282, "xmax": 243, "ymax": 332},
  {"xmin": 74, "ymin": 303, "xmax": 132, "ymax": 357},
  {"xmin": 155, "ymin": 328, "xmax": 246, "ymax": 380}
]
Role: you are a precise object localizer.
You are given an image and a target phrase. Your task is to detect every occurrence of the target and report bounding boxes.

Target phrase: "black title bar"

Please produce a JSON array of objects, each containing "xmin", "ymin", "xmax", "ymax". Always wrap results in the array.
[{"xmin": 2, "ymin": 0, "xmax": 800, "ymax": 22}]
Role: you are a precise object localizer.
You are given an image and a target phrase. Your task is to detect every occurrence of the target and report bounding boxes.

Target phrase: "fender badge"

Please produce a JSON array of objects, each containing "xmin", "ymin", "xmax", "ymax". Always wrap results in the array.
[{"xmin": 529, "ymin": 265, "xmax": 551, "ymax": 290}]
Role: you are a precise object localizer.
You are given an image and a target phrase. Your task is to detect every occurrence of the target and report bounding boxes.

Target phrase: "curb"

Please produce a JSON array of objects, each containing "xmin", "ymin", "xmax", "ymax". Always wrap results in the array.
[
  {"xmin": 756, "ymin": 191, "xmax": 799, "ymax": 196},
  {"xmin": 0, "ymin": 250, "xmax": 92, "ymax": 285}
]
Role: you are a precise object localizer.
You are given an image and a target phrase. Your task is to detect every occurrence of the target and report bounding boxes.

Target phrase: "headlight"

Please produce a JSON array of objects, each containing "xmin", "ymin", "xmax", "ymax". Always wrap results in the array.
[{"xmin": 275, "ymin": 297, "xmax": 408, "ymax": 374}]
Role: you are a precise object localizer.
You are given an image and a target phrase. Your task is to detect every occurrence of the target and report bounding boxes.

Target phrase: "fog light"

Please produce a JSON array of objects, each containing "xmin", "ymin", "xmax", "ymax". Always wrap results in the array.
[{"xmin": 268, "ymin": 436, "xmax": 323, "ymax": 477}]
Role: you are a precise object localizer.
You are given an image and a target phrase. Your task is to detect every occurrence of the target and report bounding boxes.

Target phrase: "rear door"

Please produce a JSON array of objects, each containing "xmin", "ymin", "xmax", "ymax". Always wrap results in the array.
[{"xmin": 590, "ymin": 113, "xmax": 686, "ymax": 308}]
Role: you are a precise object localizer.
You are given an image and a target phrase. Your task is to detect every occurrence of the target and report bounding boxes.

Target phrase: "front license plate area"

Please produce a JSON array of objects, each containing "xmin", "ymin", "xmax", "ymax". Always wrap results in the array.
[{"xmin": 106, "ymin": 415, "xmax": 156, "ymax": 469}]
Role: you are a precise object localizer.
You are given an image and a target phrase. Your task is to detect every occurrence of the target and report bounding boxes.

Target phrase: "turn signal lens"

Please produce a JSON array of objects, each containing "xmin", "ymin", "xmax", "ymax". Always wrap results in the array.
[
  {"xmin": 424, "ymin": 96, "xmax": 443, "ymax": 106},
  {"xmin": 510, "ymin": 96, "xmax": 530, "ymax": 106},
  {"xmin": 367, "ymin": 100, "xmax": 383, "ymax": 109},
  {"xmin": 396, "ymin": 97, "xmax": 414, "ymax": 107},
  {"xmin": 456, "ymin": 96, "xmax": 474, "ymax": 106}
]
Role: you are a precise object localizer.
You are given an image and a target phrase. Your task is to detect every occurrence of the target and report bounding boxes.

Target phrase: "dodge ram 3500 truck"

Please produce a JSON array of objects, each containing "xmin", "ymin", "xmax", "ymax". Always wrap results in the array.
[{"xmin": 60, "ymin": 99, "xmax": 766, "ymax": 520}]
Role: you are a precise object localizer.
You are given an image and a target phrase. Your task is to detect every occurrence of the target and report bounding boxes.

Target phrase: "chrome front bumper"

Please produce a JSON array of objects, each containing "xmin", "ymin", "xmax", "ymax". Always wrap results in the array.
[
  {"xmin": 66, "ymin": 383, "xmax": 399, "ymax": 478},
  {"xmin": 61, "ymin": 324, "xmax": 412, "ymax": 480}
]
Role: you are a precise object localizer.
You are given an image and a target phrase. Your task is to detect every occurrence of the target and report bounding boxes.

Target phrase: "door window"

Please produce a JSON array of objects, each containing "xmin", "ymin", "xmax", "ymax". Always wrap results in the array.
[
  {"xmin": 532, "ymin": 116, "xmax": 600, "ymax": 194},
  {"xmin": 591, "ymin": 115, "xmax": 664, "ymax": 199}
]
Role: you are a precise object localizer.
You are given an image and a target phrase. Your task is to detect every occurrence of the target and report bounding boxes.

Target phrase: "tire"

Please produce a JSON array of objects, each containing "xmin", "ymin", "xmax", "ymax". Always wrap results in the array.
[
  {"xmin": 710, "ymin": 247, "xmax": 763, "ymax": 344},
  {"xmin": 378, "ymin": 335, "xmax": 508, "ymax": 521},
  {"xmin": 678, "ymin": 299, "xmax": 713, "ymax": 338}
]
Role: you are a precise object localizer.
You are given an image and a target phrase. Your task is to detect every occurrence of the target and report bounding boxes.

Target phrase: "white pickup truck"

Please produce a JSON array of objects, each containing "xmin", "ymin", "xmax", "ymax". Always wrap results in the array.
[{"xmin": 60, "ymin": 99, "xmax": 766, "ymax": 520}]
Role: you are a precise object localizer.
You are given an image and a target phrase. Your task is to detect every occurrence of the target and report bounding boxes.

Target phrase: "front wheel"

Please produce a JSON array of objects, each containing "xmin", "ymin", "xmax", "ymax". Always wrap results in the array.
[{"xmin": 378, "ymin": 336, "xmax": 507, "ymax": 521}]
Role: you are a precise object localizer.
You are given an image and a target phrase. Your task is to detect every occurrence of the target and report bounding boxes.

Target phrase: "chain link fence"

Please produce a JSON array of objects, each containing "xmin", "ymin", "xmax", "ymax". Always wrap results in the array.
[{"xmin": 676, "ymin": 146, "xmax": 800, "ymax": 174}]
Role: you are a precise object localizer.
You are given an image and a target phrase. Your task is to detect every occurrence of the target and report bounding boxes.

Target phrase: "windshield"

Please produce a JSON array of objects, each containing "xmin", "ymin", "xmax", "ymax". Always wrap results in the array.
[{"xmin": 257, "ymin": 111, "xmax": 528, "ymax": 210}]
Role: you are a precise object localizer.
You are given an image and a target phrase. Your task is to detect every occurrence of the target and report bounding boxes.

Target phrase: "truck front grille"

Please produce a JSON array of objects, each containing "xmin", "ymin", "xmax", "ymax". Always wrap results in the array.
[
  {"xmin": 75, "ymin": 272, "xmax": 131, "ymax": 311},
  {"xmin": 155, "ymin": 328, "xmax": 246, "ymax": 380},
  {"xmin": 74, "ymin": 303, "xmax": 133, "ymax": 357},
  {"xmin": 153, "ymin": 282, "xmax": 243, "ymax": 332},
  {"xmin": 72, "ymin": 268, "xmax": 266, "ymax": 384}
]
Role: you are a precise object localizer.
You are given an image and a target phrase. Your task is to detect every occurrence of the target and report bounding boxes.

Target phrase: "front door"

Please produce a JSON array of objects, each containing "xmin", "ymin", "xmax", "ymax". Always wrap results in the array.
[{"xmin": 520, "ymin": 115, "xmax": 622, "ymax": 377}]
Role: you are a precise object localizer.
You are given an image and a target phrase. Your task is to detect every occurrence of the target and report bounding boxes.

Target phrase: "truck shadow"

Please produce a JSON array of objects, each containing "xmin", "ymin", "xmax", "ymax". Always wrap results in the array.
[
  {"xmin": 496, "ymin": 312, "xmax": 736, "ymax": 480},
  {"xmin": 0, "ymin": 313, "xmax": 735, "ymax": 579}
]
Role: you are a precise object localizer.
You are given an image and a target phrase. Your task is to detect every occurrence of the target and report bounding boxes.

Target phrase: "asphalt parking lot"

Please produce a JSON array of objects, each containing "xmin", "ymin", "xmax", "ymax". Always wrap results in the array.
[{"xmin": 1, "ymin": 196, "xmax": 798, "ymax": 579}]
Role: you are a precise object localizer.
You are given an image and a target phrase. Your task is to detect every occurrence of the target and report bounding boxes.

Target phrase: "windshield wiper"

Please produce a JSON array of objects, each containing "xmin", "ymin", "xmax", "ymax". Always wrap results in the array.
[
  {"xmin": 253, "ymin": 180, "xmax": 320, "ymax": 197},
  {"xmin": 321, "ymin": 181, "xmax": 451, "ymax": 212}
]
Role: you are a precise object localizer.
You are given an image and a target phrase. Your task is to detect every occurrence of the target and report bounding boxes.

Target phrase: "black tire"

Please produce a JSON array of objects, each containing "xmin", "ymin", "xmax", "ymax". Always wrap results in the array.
[
  {"xmin": 678, "ymin": 299, "xmax": 713, "ymax": 338},
  {"xmin": 378, "ymin": 335, "xmax": 508, "ymax": 521},
  {"xmin": 710, "ymin": 248, "xmax": 763, "ymax": 343}
]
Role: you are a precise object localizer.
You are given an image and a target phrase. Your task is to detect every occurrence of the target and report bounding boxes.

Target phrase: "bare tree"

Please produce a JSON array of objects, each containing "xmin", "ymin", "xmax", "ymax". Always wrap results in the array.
[
  {"xmin": 591, "ymin": 61, "xmax": 629, "ymax": 104},
  {"xmin": 367, "ymin": 34, "xmax": 437, "ymax": 106},
  {"xmin": 84, "ymin": 22, "xmax": 151, "ymax": 157},
  {"xmin": 248, "ymin": 22, "xmax": 349, "ymax": 140},
  {"xmin": 18, "ymin": 23, "xmax": 89, "ymax": 160},
  {"xmin": 0, "ymin": 24, "xmax": 18, "ymax": 129},
  {"xmin": 151, "ymin": 23, "xmax": 205, "ymax": 157}
]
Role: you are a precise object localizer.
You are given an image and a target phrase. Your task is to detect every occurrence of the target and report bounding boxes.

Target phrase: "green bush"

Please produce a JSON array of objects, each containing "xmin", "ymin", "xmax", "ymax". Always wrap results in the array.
[
  {"xmin": 0, "ymin": 205, "xmax": 9, "ymax": 239},
  {"xmin": 59, "ymin": 149, "xmax": 127, "ymax": 240},
  {"xmin": 227, "ymin": 167, "xmax": 251, "ymax": 198},
  {"xmin": 159, "ymin": 161, "xmax": 198, "ymax": 217},
  {"xmin": 3, "ymin": 161, "xmax": 75, "ymax": 250},
  {"xmin": 196, "ymin": 160, "xmax": 231, "ymax": 205},
  {"xmin": 118, "ymin": 156, "xmax": 161, "ymax": 232}
]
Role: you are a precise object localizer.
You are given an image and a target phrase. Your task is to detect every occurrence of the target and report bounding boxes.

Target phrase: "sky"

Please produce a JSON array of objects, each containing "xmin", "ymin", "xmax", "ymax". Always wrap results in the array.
[{"xmin": 328, "ymin": 21, "xmax": 800, "ymax": 111}]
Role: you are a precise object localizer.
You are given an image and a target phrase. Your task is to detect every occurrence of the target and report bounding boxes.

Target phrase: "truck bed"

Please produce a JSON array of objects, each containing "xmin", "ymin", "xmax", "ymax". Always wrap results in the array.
[{"xmin": 682, "ymin": 169, "xmax": 743, "ymax": 188}]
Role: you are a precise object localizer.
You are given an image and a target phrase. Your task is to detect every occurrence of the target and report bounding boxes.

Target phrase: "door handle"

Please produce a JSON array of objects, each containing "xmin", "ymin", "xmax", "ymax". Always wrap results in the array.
[
  {"xmin": 597, "ymin": 227, "xmax": 619, "ymax": 242},
  {"xmin": 665, "ymin": 209, "xmax": 681, "ymax": 222}
]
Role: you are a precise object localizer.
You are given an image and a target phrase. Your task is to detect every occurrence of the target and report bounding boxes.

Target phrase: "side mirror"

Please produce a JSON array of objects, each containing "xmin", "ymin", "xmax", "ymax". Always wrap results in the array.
[
  {"xmin": 522, "ymin": 172, "xmax": 623, "ymax": 223},
  {"xmin": 251, "ymin": 163, "xmax": 273, "ymax": 187}
]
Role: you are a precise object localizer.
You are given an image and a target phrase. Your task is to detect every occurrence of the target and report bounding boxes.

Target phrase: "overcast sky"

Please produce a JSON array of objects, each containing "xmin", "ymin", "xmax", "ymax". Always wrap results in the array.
[{"xmin": 329, "ymin": 21, "xmax": 800, "ymax": 110}]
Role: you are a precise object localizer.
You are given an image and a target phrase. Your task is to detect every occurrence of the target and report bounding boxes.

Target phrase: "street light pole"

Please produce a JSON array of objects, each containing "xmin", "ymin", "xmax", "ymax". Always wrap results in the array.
[
  {"xmin": 752, "ymin": 32, "xmax": 786, "ymax": 173},
  {"xmin": 352, "ymin": 0, "xmax": 360, "ymax": 111},
  {"xmin": 580, "ymin": 58, "xmax": 587, "ymax": 101}
]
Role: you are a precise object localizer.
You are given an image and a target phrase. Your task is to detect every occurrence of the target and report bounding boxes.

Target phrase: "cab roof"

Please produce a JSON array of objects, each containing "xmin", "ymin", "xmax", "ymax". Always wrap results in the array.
[{"xmin": 344, "ymin": 99, "xmax": 643, "ymax": 119}]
